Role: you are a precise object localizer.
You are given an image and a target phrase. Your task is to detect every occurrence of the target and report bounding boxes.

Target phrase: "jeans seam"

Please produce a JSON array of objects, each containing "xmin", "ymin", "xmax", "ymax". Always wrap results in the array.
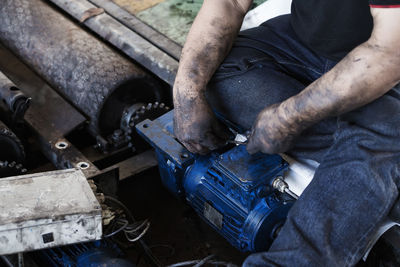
[
  {"xmin": 343, "ymin": 187, "xmax": 397, "ymax": 266},
  {"xmin": 276, "ymin": 61, "xmax": 323, "ymax": 76}
]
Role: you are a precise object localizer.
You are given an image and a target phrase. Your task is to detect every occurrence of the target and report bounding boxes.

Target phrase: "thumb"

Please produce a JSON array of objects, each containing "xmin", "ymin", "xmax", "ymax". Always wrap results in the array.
[{"xmin": 246, "ymin": 135, "xmax": 259, "ymax": 154}]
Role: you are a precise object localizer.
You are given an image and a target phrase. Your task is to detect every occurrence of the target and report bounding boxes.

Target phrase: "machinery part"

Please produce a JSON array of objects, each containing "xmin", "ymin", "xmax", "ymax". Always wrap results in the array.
[
  {"xmin": 0, "ymin": 71, "xmax": 30, "ymax": 121},
  {"xmin": 48, "ymin": 0, "xmax": 179, "ymax": 86},
  {"xmin": 137, "ymin": 111, "xmax": 293, "ymax": 252},
  {"xmin": 120, "ymin": 102, "xmax": 169, "ymax": 134},
  {"xmin": 101, "ymin": 102, "xmax": 170, "ymax": 151},
  {"xmin": 0, "ymin": 161, "xmax": 27, "ymax": 179},
  {"xmin": 0, "ymin": 169, "xmax": 102, "ymax": 255},
  {"xmin": 0, "ymin": 0, "xmax": 166, "ymax": 139},
  {"xmin": 272, "ymin": 176, "xmax": 299, "ymax": 199},
  {"xmin": 0, "ymin": 119, "xmax": 24, "ymax": 161},
  {"xmin": 33, "ymin": 240, "xmax": 134, "ymax": 267}
]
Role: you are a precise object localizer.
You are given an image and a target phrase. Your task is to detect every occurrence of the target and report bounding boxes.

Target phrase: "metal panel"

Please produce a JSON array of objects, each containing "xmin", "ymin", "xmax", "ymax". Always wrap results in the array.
[{"xmin": 0, "ymin": 169, "xmax": 102, "ymax": 255}]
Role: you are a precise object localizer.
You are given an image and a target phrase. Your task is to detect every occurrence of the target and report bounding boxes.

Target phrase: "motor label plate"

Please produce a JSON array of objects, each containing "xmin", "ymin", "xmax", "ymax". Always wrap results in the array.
[{"xmin": 204, "ymin": 202, "xmax": 223, "ymax": 229}]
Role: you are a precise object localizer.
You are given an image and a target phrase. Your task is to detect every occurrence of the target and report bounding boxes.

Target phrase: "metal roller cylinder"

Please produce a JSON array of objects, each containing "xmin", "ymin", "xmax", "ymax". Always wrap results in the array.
[{"xmin": 0, "ymin": 0, "xmax": 166, "ymax": 137}]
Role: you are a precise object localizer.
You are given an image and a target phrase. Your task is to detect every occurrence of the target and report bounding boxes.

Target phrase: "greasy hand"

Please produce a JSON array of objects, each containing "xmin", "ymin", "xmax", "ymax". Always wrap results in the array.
[
  {"xmin": 246, "ymin": 104, "xmax": 300, "ymax": 154},
  {"xmin": 174, "ymin": 93, "xmax": 230, "ymax": 155}
]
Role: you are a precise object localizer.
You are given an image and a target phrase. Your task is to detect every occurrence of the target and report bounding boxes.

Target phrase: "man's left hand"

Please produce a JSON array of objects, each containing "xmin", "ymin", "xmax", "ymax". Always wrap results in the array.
[{"xmin": 246, "ymin": 103, "xmax": 299, "ymax": 155}]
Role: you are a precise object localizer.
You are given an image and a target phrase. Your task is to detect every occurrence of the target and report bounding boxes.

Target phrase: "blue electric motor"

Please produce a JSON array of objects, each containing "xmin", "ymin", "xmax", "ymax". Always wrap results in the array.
[
  {"xmin": 32, "ymin": 240, "xmax": 134, "ymax": 267},
  {"xmin": 137, "ymin": 111, "xmax": 293, "ymax": 252}
]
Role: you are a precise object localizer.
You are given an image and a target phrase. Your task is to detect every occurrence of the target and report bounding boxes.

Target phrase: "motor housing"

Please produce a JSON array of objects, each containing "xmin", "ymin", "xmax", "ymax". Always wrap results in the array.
[{"xmin": 137, "ymin": 111, "xmax": 293, "ymax": 252}]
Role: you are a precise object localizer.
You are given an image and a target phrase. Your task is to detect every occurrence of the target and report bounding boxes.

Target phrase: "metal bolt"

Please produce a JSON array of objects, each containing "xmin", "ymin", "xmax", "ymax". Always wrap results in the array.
[
  {"xmin": 77, "ymin": 162, "xmax": 90, "ymax": 170},
  {"xmin": 55, "ymin": 141, "xmax": 68, "ymax": 150}
]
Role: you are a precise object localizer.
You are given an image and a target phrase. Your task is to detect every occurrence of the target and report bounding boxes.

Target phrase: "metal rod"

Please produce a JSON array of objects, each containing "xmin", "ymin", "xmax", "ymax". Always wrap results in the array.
[
  {"xmin": 48, "ymin": 0, "xmax": 179, "ymax": 86},
  {"xmin": 88, "ymin": 0, "xmax": 182, "ymax": 60}
]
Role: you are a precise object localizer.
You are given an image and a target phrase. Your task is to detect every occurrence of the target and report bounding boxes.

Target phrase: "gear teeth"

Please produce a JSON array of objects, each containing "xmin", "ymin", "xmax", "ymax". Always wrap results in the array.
[
  {"xmin": 125, "ymin": 102, "xmax": 171, "ymax": 143},
  {"xmin": 0, "ymin": 160, "xmax": 28, "ymax": 178}
]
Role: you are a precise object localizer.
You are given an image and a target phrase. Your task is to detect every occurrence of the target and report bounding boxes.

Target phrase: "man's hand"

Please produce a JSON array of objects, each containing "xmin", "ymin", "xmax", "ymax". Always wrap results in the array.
[
  {"xmin": 249, "ymin": 7, "xmax": 400, "ymax": 156},
  {"xmin": 174, "ymin": 92, "xmax": 230, "ymax": 155},
  {"xmin": 246, "ymin": 104, "xmax": 299, "ymax": 154},
  {"xmin": 172, "ymin": 0, "xmax": 252, "ymax": 154}
]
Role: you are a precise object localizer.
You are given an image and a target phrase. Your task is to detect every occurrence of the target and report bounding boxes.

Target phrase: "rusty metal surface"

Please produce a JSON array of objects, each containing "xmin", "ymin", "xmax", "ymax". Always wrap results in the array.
[
  {"xmin": 0, "ymin": 44, "xmax": 103, "ymax": 178},
  {"xmin": 48, "ymin": 0, "xmax": 179, "ymax": 86},
  {"xmin": 0, "ymin": 70, "xmax": 30, "ymax": 122},
  {"xmin": 0, "ymin": 0, "xmax": 163, "ymax": 137},
  {"xmin": 0, "ymin": 44, "xmax": 86, "ymax": 140}
]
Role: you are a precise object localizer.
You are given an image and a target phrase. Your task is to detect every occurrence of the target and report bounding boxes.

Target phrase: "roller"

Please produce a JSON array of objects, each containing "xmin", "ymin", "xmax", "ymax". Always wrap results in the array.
[{"xmin": 0, "ymin": 0, "xmax": 166, "ymax": 138}]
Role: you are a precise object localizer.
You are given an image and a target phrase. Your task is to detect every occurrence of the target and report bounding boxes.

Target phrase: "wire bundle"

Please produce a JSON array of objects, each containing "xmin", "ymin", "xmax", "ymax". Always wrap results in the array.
[{"xmin": 102, "ymin": 196, "xmax": 150, "ymax": 243}]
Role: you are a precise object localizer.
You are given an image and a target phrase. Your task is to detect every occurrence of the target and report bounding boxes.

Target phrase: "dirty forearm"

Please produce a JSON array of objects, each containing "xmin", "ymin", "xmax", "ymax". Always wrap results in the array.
[
  {"xmin": 274, "ymin": 42, "xmax": 400, "ymax": 135},
  {"xmin": 173, "ymin": 0, "xmax": 252, "ymax": 103}
]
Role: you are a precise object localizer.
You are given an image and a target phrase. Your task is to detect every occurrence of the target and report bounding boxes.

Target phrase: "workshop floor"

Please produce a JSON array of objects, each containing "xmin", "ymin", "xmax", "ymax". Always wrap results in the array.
[{"xmin": 118, "ymin": 167, "xmax": 249, "ymax": 266}]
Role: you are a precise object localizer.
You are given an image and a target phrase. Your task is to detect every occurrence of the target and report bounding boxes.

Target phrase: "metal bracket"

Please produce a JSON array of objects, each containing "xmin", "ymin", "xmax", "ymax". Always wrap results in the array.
[{"xmin": 136, "ymin": 111, "xmax": 194, "ymax": 169}]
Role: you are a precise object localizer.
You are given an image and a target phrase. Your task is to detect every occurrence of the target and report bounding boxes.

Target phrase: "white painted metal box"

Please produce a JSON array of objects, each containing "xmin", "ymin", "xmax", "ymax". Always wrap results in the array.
[{"xmin": 0, "ymin": 169, "xmax": 102, "ymax": 255}]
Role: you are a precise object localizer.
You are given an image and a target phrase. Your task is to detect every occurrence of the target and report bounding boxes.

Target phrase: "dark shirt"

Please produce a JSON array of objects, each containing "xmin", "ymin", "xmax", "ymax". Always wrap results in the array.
[{"xmin": 291, "ymin": 0, "xmax": 400, "ymax": 60}]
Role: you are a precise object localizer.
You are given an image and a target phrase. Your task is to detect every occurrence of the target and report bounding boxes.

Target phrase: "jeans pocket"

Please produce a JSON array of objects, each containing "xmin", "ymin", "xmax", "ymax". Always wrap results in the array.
[{"xmin": 212, "ymin": 56, "xmax": 273, "ymax": 81}]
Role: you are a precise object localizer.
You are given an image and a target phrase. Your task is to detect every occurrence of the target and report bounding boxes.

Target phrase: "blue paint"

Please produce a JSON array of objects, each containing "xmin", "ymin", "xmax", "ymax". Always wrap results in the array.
[
  {"xmin": 33, "ymin": 240, "xmax": 134, "ymax": 267},
  {"xmin": 137, "ymin": 111, "xmax": 294, "ymax": 252}
]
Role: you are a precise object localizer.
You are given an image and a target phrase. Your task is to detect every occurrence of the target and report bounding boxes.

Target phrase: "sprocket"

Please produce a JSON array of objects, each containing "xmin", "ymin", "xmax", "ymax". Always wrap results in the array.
[
  {"xmin": 0, "ymin": 160, "xmax": 27, "ymax": 178},
  {"xmin": 127, "ymin": 102, "xmax": 170, "ymax": 130},
  {"xmin": 106, "ymin": 102, "xmax": 170, "ymax": 150}
]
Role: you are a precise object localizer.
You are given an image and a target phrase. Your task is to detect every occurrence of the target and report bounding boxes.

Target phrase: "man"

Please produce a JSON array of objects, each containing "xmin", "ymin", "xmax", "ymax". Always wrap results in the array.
[{"xmin": 173, "ymin": 0, "xmax": 400, "ymax": 266}]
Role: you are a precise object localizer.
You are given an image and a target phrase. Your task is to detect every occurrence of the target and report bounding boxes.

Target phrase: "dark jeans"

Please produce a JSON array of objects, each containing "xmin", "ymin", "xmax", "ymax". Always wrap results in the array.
[{"xmin": 206, "ymin": 15, "xmax": 400, "ymax": 266}]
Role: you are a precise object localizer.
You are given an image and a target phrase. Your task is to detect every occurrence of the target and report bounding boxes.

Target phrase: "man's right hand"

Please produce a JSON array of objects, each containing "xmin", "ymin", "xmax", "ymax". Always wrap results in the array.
[
  {"xmin": 173, "ymin": 92, "xmax": 230, "ymax": 155},
  {"xmin": 171, "ymin": 0, "xmax": 252, "ymax": 154}
]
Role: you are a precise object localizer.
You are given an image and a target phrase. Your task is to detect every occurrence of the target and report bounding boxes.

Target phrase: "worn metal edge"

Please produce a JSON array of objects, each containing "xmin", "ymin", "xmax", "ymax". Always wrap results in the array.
[
  {"xmin": 47, "ymin": 0, "xmax": 178, "ymax": 86},
  {"xmin": 89, "ymin": 0, "xmax": 182, "ymax": 60}
]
